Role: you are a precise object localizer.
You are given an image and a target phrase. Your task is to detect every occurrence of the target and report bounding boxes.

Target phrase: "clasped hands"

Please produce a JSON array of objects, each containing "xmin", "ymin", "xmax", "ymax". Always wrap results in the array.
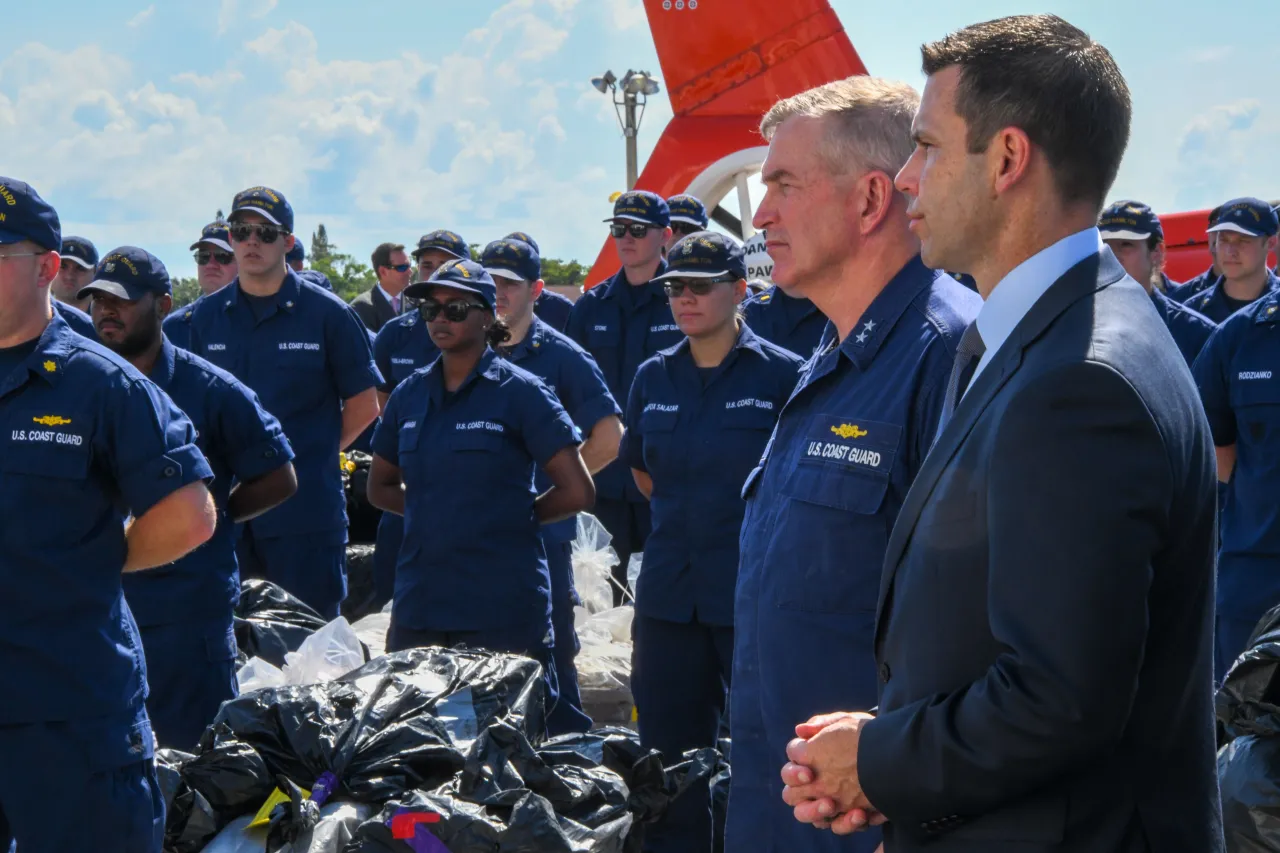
[{"xmin": 781, "ymin": 711, "xmax": 887, "ymax": 836}]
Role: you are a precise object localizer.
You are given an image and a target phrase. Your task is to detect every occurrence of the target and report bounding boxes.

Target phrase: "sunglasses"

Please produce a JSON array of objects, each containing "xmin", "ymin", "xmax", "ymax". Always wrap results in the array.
[
  {"xmin": 194, "ymin": 250, "xmax": 235, "ymax": 266},
  {"xmin": 611, "ymin": 222, "xmax": 653, "ymax": 239},
  {"xmin": 420, "ymin": 300, "xmax": 488, "ymax": 322},
  {"xmin": 663, "ymin": 277, "xmax": 736, "ymax": 298},
  {"xmin": 229, "ymin": 222, "xmax": 287, "ymax": 244},
  {"xmin": 671, "ymin": 222, "xmax": 703, "ymax": 236},
  {"xmin": 385, "ymin": 263, "xmax": 412, "ymax": 273}
]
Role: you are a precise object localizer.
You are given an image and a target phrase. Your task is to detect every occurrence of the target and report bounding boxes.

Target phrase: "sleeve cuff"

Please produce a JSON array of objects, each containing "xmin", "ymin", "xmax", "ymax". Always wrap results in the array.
[
  {"xmin": 336, "ymin": 362, "xmax": 383, "ymax": 400},
  {"xmin": 370, "ymin": 418, "xmax": 399, "ymax": 465},
  {"xmin": 120, "ymin": 443, "xmax": 214, "ymax": 519},
  {"xmin": 228, "ymin": 435, "xmax": 296, "ymax": 483},
  {"xmin": 529, "ymin": 421, "xmax": 582, "ymax": 469},
  {"xmin": 620, "ymin": 430, "xmax": 645, "ymax": 472},
  {"xmin": 570, "ymin": 396, "xmax": 621, "ymax": 438}
]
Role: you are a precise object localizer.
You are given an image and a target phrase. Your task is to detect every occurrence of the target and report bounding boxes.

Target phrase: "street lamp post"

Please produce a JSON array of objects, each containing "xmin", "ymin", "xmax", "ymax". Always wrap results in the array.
[{"xmin": 591, "ymin": 69, "xmax": 661, "ymax": 191}]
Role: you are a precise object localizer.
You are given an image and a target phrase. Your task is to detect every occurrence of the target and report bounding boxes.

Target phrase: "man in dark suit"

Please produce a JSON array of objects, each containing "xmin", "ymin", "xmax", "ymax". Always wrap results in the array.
[
  {"xmin": 350, "ymin": 242, "xmax": 411, "ymax": 332},
  {"xmin": 777, "ymin": 15, "xmax": 1224, "ymax": 852}
]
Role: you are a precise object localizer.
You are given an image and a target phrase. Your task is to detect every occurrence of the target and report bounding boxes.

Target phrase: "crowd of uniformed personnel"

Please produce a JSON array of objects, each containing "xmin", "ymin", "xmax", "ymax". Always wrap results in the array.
[{"xmin": 0, "ymin": 15, "xmax": 1277, "ymax": 853}]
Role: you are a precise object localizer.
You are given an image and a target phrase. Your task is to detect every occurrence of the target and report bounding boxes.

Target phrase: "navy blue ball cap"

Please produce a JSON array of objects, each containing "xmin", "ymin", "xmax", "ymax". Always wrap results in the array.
[
  {"xmin": 0, "ymin": 177, "xmax": 61, "ymax": 252},
  {"xmin": 605, "ymin": 190, "xmax": 670, "ymax": 227},
  {"xmin": 667, "ymin": 194, "xmax": 709, "ymax": 228},
  {"xmin": 653, "ymin": 231, "xmax": 747, "ymax": 281},
  {"xmin": 404, "ymin": 258, "xmax": 496, "ymax": 311},
  {"xmin": 1208, "ymin": 197, "xmax": 1280, "ymax": 238},
  {"xmin": 59, "ymin": 236, "xmax": 98, "ymax": 269},
  {"xmin": 503, "ymin": 231, "xmax": 541, "ymax": 254},
  {"xmin": 78, "ymin": 246, "xmax": 172, "ymax": 302},
  {"xmin": 229, "ymin": 186, "xmax": 294, "ymax": 233},
  {"xmin": 1098, "ymin": 200, "xmax": 1163, "ymax": 241},
  {"xmin": 413, "ymin": 229, "xmax": 468, "ymax": 260},
  {"xmin": 482, "ymin": 238, "xmax": 541, "ymax": 283},
  {"xmin": 286, "ymin": 240, "xmax": 305, "ymax": 263},
  {"xmin": 189, "ymin": 221, "xmax": 233, "ymax": 253}
]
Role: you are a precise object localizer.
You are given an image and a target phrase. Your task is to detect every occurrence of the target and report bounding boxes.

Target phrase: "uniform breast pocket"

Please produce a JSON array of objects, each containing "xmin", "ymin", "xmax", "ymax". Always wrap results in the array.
[
  {"xmin": 769, "ymin": 415, "xmax": 901, "ymax": 615},
  {"xmin": 272, "ymin": 348, "xmax": 328, "ymax": 413},
  {"xmin": 637, "ymin": 408, "xmax": 678, "ymax": 472},
  {"xmin": 1231, "ymin": 378, "xmax": 1280, "ymax": 445},
  {"xmin": 449, "ymin": 429, "xmax": 509, "ymax": 478}
]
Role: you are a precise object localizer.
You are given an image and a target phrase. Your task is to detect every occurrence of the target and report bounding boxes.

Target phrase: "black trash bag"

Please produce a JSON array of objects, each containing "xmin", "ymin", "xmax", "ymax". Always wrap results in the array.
[
  {"xmin": 1219, "ymin": 736, "xmax": 1280, "ymax": 851},
  {"xmin": 234, "ymin": 579, "xmax": 330, "ymax": 667},
  {"xmin": 200, "ymin": 647, "xmax": 546, "ymax": 814},
  {"xmin": 342, "ymin": 543, "xmax": 379, "ymax": 622},
  {"xmin": 156, "ymin": 749, "xmax": 193, "ymax": 817},
  {"xmin": 161, "ymin": 741, "xmax": 274, "ymax": 853},
  {"xmin": 345, "ymin": 725, "xmax": 721, "ymax": 853},
  {"xmin": 1219, "ymin": 602, "xmax": 1280, "ymax": 742}
]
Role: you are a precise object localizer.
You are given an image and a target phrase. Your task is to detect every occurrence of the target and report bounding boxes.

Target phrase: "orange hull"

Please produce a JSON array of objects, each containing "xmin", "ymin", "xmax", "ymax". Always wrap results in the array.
[{"xmin": 586, "ymin": 1, "xmax": 1262, "ymax": 289}]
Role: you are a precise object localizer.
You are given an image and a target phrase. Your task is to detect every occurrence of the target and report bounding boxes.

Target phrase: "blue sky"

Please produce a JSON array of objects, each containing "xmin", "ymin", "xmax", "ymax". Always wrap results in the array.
[{"xmin": 2, "ymin": 0, "xmax": 1276, "ymax": 280}]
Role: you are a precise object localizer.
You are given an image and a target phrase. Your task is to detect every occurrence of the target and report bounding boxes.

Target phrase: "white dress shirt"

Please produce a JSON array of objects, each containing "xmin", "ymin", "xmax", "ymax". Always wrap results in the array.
[{"xmin": 968, "ymin": 227, "xmax": 1104, "ymax": 391}]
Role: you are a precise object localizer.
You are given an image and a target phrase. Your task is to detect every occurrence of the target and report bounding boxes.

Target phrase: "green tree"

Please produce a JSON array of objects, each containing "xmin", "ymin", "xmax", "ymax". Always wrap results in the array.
[
  {"xmin": 311, "ymin": 224, "xmax": 334, "ymax": 265},
  {"xmin": 313, "ymin": 253, "xmax": 377, "ymax": 304},
  {"xmin": 542, "ymin": 257, "xmax": 585, "ymax": 288},
  {"xmin": 171, "ymin": 276, "xmax": 202, "ymax": 309}
]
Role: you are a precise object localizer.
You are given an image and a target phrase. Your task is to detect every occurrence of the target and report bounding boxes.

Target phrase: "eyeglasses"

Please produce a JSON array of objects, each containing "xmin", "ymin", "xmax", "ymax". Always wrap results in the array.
[
  {"xmin": 229, "ymin": 222, "xmax": 286, "ymax": 244},
  {"xmin": 663, "ymin": 277, "xmax": 736, "ymax": 298},
  {"xmin": 386, "ymin": 263, "xmax": 412, "ymax": 273},
  {"xmin": 0, "ymin": 251, "xmax": 47, "ymax": 263},
  {"xmin": 194, "ymin": 250, "xmax": 235, "ymax": 266},
  {"xmin": 671, "ymin": 222, "xmax": 703, "ymax": 236},
  {"xmin": 420, "ymin": 300, "xmax": 488, "ymax": 322},
  {"xmin": 611, "ymin": 222, "xmax": 653, "ymax": 239}
]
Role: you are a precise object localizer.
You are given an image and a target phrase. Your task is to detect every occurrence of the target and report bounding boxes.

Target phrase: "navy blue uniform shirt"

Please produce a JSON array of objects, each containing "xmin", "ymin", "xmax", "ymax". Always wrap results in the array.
[
  {"xmin": 373, "ymin": 307, "xmax": 440, "ymax": 394},
  {"xmin": 187, "ymin": 268, "xmax": 381, "ymax": 540},
  {"xmin": 163, "ymin": 293, "xmax": 213, "ymax": 352},
  {"xmin": 371, "ymin": 349, "xmax": 581, "ymax": 636},
  {"xmin": 564, "ymin": 262, "xmax": 682, "ymax": 502},
  {"xmin": 1193, "ymin": 289, "xmax": 1280, "ymax": 619},
  {"xmin": 729, "ymin": 258, "xmax": 980, "ymax": 840},
  {"xmin": 740, "ymin": 285, "xmax": 827, "ymax": 360},
  {"xmin": 499, "ymin": 317, "xmax": 620, "ymax": 543},
  {"xmin": 621, "ymin": 324, "xmax": 802, "ymax": 626},
  {"xmin": 1184, "ymin": 271, "xmax": 1280, "ymax": 324},
  {"xmin": 1152, "ymin": 281, "xmax": 1217, "ymax": 368},
  {"xmin": 55, "ymin": 299, "xmax": 97, "ymax": 340},
  {"xmin": 534, "ymin": 288, "xmax": 575, "ymax": 333},
  {"xmin": 122, "ymin": 338, "xmax": 294, "ymax": 627},
  {"xmin": 0, "ymin": 315, "xmax": 213, "ymax": 724},
  {"xmin": 1167, "ymin": 268, "xmax": 1221, "ymax": 304}
]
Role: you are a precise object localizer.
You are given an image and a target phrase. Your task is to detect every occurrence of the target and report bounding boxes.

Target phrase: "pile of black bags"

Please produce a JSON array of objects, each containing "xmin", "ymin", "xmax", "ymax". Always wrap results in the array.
[
  {"xmin": 234, "ymin": 579, "xmax": 330, "ymax": 668},
  {"xmin": 163, "ymin": 643, "xmax": 717, "ymax": 852},
  {"xmin": 1218, "ymin": 603, "xmax": 1280, "ymax": 851}
]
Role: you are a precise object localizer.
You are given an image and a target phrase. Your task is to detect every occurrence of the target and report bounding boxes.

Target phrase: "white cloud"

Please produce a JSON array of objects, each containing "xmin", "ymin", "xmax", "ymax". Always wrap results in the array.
[
  {"xmin": 608, "ymin": 0, "xmax": 647, "ymax": 30},
  {"xmin": 1171, "ymin": 100, "xmax": 1279, "ymax": 209},
  {"xmin": 170, "ymin": 69, "xmax": 245, "ymax": 91},
  {"xmin": 127, "ymin": 5, "xmax": 155, "ymax": 28},
  {"xmin": 218, "ymin": 0, "xmax": 278, "ymax": 35}
]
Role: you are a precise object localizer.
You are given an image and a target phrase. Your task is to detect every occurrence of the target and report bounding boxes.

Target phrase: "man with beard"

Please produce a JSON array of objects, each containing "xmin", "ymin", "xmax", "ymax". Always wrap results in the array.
[{"xmin": 83, "ymin": 246, "xmax": 297, "ymax": 749}]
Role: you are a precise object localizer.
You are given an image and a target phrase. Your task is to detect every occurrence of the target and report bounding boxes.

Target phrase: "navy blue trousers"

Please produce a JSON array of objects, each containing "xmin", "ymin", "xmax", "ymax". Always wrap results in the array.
[
  {"xmin": 237, "ymin": 528, "xmax": 347, "ymax": 620},
  {"xmin": 139, "ymin": 617, "xmax": 238, "ymax": 751},
  {"xmin": 633, "ymin": 613, "xmax": 734, "ymax": 853},
  {"xmin": 0, "ymin": 710, "xmax": 163, "ymax": 853},
  {"xmin": 372, "ymin": 511, "xmax": 403, "ymax": 610}
]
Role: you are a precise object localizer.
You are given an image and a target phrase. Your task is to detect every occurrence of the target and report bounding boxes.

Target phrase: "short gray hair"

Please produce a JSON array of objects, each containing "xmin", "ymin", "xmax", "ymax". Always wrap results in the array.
[{"xmin": 760, "ymin": 76, "xmax": 920, "ymax": 178}]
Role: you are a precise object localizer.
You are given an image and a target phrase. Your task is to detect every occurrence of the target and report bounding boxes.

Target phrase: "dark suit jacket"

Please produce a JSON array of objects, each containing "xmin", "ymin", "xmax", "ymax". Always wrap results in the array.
[
  {"xmin": 349, "ymin": 286, "xmax": 397, "ymax": 332},
  {"xmin": 860, "ymin": 250, "xmax": 1223, "ymax": 852}
]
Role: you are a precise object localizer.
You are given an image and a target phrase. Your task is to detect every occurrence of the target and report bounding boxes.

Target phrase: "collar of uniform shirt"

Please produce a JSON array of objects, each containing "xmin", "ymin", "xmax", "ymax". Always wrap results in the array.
[
  {"xmin": 504, "ymin": 316, "xmax": 548, "ymax": 360},
  {"xmin": 225, "ymin": 266, "xmax": 302, "ymax": 312},
  {"xmin": 425, "ymin": 347, "xmax": 503, "ymax": 405},
  {"xmin": 149, "ymin": 337, "xmax": 179, "ymax": 387},
  {"xmin": 970, "ymin": 226, "xmax": 1103, "ymax": 386}
]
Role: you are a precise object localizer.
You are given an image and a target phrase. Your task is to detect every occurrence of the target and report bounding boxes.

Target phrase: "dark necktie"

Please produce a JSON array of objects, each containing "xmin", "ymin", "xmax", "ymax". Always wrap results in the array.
[{"xmin": 935, "ymin": 322, "xmax": 986, "ymax": 442}]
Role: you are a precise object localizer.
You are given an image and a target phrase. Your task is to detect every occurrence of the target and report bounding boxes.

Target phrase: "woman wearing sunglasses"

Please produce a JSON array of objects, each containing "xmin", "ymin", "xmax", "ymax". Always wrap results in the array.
[
  {"xmin": 621, "ymin": 232, "xmax": 804, "ymax": 852},
  {"xmin": 367, "ymin": 259, "xmax": 595, "ymax": 714}
]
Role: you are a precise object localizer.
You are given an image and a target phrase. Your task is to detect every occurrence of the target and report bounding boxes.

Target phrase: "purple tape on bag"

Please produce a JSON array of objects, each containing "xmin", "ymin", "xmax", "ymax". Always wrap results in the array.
[{"xmin": 310, "ymin": 771, "xmax": 339, "ymax": 807}]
